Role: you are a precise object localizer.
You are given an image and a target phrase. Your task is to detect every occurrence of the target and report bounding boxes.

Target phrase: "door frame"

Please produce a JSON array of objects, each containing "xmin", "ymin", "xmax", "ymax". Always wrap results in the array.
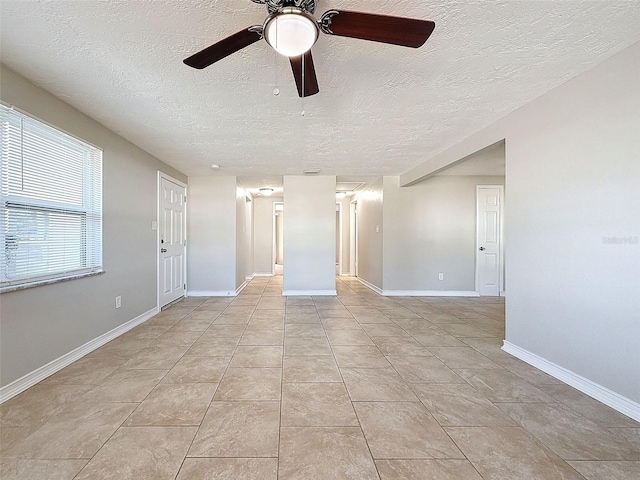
[
  {"xmin": 273, "ymin": 201, "xmax": 284, "ymax": 275},
  {"xmin": 157, "ymin": 171, "xmax": 188, "ymax": 309},
  {"xmin": 475, "ymin": 185, "xmax": 505, "ymax": 296},
  {"xmin": 336, "ymin": 202, "xmax": 343, "ymax": 275},
  {"xmin": 350, "ymin": 200, "xmax": 358, "ymax": 276}
]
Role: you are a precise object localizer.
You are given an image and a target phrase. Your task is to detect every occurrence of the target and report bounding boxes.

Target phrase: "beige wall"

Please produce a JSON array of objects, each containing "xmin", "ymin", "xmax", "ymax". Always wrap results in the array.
[
  {"xmin": 0, "ymin": 65, "xmax": 187, "ymax": 388},
  {"xmin": 283, "ymin": 176, "xmax": 336, "ymax": 294},
  {"xmin": 187, "ymin": 176, "xmax": 237, "ymax": 295},
  {"xmin": 383, "ymin": 175, "xmax": 505, "ymax": 292},
  {"xmin": 354, "ymin": 178, "xmax": 384, "ymax": 290}
]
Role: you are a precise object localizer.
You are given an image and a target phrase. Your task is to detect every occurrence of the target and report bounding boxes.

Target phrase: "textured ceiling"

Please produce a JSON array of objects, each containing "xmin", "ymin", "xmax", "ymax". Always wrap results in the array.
[{"xmin": 1, "ymin": 0, "xmax": 639, "ymax": 187}]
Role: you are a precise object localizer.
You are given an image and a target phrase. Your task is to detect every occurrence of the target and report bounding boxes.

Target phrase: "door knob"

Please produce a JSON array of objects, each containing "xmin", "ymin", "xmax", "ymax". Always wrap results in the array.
[
  {"xmin": 479, "ymin": 246, "xmax": 485, "ymax": 251},
  {"xmin": 161, "ymin": 248, "xmax": 167, "ymax": 253}
]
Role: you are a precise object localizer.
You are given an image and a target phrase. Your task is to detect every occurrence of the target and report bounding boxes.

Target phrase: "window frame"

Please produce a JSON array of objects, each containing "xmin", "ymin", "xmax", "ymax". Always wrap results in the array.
[{"xmin": 0, "ymin": 103, "xmax": 103, "ymax": 293}]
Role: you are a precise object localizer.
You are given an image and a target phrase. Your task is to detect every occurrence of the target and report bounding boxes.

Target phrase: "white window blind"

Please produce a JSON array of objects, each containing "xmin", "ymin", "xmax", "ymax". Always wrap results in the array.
[{"xmin": 0, "ymin": 104, "xmax": 102, "ymax": 290}]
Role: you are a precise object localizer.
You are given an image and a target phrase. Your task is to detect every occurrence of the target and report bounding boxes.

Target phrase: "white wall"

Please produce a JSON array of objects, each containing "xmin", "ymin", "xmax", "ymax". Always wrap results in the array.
[
  {"xmin": 187, "ymin": 176, "xmax": 237, "ymax": 295},
  {"xmin": 504, "ymin": 42, "xmax": 640, "ymax": 405},
  {"xmin": 283, "ymin": 176, "xmax": 336, "ymax": 295},
  {"xmin": 354, "ymin": 178, "xmax": 384, "ymax": 290},
  {"xmin": 383, "ymin": 175, "xmax": 505, "ymax": 293},
  {"xmin": 0, "ymin": 65, "xmax": 187, "ymax": 389}
]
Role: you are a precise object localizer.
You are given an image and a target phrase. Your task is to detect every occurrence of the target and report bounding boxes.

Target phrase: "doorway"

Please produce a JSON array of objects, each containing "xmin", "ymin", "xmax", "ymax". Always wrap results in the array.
[
  {"xmin": 475, "ymin": 185, "xmax": 504, "ymax": 296},
  {"xmin": 158, "ymin": 172, "xmax": 187, "ymax": 308},
  {"xmin": 350, "ymin": 200, "xmax": 358, "ymax": 276},
  {"xmin": 274, "ymin": 202, "xmax": 284, "ymax": 275}
]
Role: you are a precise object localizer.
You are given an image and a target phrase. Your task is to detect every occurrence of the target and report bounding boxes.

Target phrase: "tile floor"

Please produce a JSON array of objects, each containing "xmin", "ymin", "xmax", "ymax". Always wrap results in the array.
[{"xmin": 1, "ymin": 276, "xmax": 639, "ymax": 479}]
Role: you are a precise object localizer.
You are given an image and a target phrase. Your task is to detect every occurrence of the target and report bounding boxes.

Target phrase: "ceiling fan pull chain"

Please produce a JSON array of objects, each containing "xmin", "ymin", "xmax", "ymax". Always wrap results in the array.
[{"xmin": 301, "ymin": 54, "xmax": 305, "ymax": 115}]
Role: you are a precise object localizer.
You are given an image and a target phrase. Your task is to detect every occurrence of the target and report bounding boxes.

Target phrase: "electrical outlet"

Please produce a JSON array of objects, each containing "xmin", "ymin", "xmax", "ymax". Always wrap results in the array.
[
  {"xmin": 115, "ymin": 296, "xmax": 122, "ymax": 308},
  {"xmin": 438, "ymin": 273, "xmax": 444, "ymax": 281}
]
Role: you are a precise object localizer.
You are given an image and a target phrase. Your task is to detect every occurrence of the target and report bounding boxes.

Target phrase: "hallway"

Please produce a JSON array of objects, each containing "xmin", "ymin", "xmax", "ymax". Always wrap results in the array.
[{"xmin": 1, "ymin": 277, "xmax": 638, "ymax": 479}]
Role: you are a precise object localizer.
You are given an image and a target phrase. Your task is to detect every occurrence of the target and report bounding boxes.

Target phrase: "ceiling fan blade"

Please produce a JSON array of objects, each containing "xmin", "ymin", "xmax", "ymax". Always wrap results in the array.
[
  {"xmin": 320, "ymin": 10, "xmax": 435, "ymax": 48},
  {"xmin": 289, "ymin": 51, "xmax": 319, "ymax": 97},
  {"xmin": 184, "ymin": 26, "xmax": 263, "ymax": 69}
]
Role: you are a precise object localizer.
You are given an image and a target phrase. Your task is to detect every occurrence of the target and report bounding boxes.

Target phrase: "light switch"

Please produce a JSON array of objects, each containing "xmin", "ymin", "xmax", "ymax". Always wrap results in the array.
[
  {"xmin": 151, "ymin": 221, "xmax": 158, "ymax": 231},
  {"xmin": 375, "ymin": 225, "xmax": 380, "ymax": 233}
]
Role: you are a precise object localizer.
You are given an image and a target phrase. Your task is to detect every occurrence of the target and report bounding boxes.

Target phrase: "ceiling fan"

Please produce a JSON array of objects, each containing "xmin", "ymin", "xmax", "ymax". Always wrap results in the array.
[{"xmin": 184, "ymin": 0, "xmax": 435, "ymax": 97}]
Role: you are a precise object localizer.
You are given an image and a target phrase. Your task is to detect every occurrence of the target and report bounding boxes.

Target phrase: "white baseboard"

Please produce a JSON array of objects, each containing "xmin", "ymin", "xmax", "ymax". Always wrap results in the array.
[
  {"xmin": 383, "ymin": 290, "xmax": 480, "ymax": 297},
  {"xmin": 502, "ymin": 341, "xmax": 640, "ymax": 423},
  {"xmin": 357, "ymin": 277, "xmax": 383, "ymax": 295},
  {"xmin": 187, "ymin": 290, "xmax": 236, "ymax": 297},
  {"xmin": 356, "ymin": 278, "xmax": 478, "ymax": 298},
  {"xmin": 245, "ymin": 274, "xmax": 254, "ymax": 281},
  {"xmin": 253, "ymin": 273, "xmax": 274, "ymax": 277},
  {"xmin": 0, "ymin": 306, "xmax": 159, "ymax": 404},
  {"xmin": 282, "ymin": 290, "xmax": 337, "ymax": 296},
  {"xmin": 236, "ymin": 280, "xmax": 249, "ymax": 295}
]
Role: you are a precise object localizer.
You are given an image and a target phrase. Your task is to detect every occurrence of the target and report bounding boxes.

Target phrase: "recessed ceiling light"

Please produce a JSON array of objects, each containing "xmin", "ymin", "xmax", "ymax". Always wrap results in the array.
[{"xmin": 210, "ymin": 164, "xmax": 220, "ymax": 170}]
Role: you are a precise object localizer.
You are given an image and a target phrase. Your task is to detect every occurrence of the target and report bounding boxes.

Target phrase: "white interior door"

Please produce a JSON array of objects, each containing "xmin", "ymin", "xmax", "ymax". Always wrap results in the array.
[
  {"xmin": 476, "ymin": 186, "xmax": 503, "ymax": 296},
  {"xmin": 159, "ymin": 174, "xmax": 186, "ymax": 308}
]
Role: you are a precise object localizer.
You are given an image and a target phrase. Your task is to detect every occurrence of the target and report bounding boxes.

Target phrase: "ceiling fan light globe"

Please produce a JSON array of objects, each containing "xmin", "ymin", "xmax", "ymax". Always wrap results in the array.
[{"xmin": 264, "ymin": 9, "xmax": 318, "ymax": 57}]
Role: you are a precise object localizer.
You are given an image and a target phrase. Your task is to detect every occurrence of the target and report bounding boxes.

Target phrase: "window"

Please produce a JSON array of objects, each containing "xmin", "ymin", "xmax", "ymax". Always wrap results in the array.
[{"xmin": 0, "ymin": 104, "xmax": 102, "ymax": 291}]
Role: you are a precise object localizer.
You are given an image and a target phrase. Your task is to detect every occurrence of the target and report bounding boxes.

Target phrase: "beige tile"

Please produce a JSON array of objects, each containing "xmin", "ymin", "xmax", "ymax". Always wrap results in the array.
[
  {"xmin": 168, "ymin": 316, "xmax": 214, "ymax": 332},
  {"xmin": 256, "ymin": 298, "xmax": 285, "ymax": 309},
  {"xmin": 412, "ymin": 383, "xmax": 516, "ymax": 427},
  {"xmin": 354, "ymin": 402, "xmax": 463, "ymax": 459},
  {"xmin": 497, "ymin": 402, "xmax": 640, "ymax": 460},
  {"xmin": 455, "ymin": 368, "xmax": 557, "ymax": 403},
  {"xmin": 202, "ymin": 324, "xmax": 246, "ymax": 337},
  {"xmin": 5, "ymin": 402, "xmax": 137, "ymax": 459},
  {"xmin": 229, "ymin": 346, "xmax": 283, "ymax": 367},
  {"xmin": 321, "ymin": 317, "xmax": 361, "ymax": 329},
  {"xmin": 75, "ymin": 426, "xmax": 196, "ymax": 479},
  {"xmin": 188, "ymin": 402, "xmax": 280, "ymax": 457},
  {"xmin": 494, "ymin": 357, "xmax": 564, "ymax": 385},
  {"xmin": 284, "ymin": 336, "xmax": 333, "ymax": 356},
  {"xmin": 360, "ymin": 324, "xmax": 407, "ymax": 336},
  {"xmin": 375, "ymin": 459, "xmax": 483, "ymax": 480},
  {"xmin": 284, "ymin": 313, "xmax": 322, "ymax": 324},
  {"xmin": 371, "ymin": 336, "xmax": 431, "ymax": 356},
  {"xmin": 150, "ymin": 330, "xmax": 203, "ymax": 348},
  {"xmin": 284, "ymin": 323, "xmax": 325, "ymax": 337},
  {"xmin": 412, "ymin": 332, "xmax": 468, "ymax": 347},
  {"xmin": 278, "ymin": 427, "xmax": 379, "ymax": 480},
  {"xmin": 286, "ymin": 305, "xmax": 318, "ymax": 316},
  {"xmin": 325, "ymin": 328, "xmax": 373, "ymax": 345},
  {"xmin": 162, "ymin": 355, "xmax": 229, "ymax": 383},
  {"xmin": 176, "ymin": 458, "xmax": 278, "ymax": 480},
  {"xmin": 341, "ymin": 368, "xmax": 418, "ymax": 402},
  {"xmin": 539, "ymin": 384, "xmax": 639, "ymax": 426},
  {"xmin": 0, "ymin": 458, "xmax": 88, "ymax": 480},
  {"xmin": 42, "ymin": 356, "xmax": 122, "ymax": 385},
  {"xmin": 332, "ymin": 345, "xmax": 390, "ymax": 368},
  {"xmin": 568, "ymin": 461, "xmax": 640, "ymax": 479},
  {"xmin": 239, "ymin": 329, "xmax": 284, "ymax": 346},
  {"xmin": 386, "ymin": 355, "xmax": 465, "ymax": 384},
  {"xmin": 0, "ymin": 384, "xmax": 92, "ymax": 428},
  {"xmin": 82, "ymin": 368, "xmax": 167, "ymax": 402},
  {"xmin": 214, "ymin": 313, "xmax": 251, "ymax": 325},
  {"xmin": 125, "ymin": 383, "xmax": 216, "ymax": 426},
  {"xmin": 232, "ymin": 294, "xmax": 261, "ymax": 305},
  {"xmin": 283, "ymin": 355, "xmax": 342, "ymax": 382},
  {"xmin": 214, "ymin": 368, "xmax": 282, "ymax": 400},
  {"xmin": 248, "ymin": 311, "xmax": 284, "ymax": 329},
  {"xmin": 446, "ymin": 426, "xmax": 586, "ymax": 480},
  {"xmin": 438, "ymin": 322, "xmax": 495, "ymax": 338},
  {"xmin": 281, "ymin": 383, "xmax": 358, "ymax": 427},
  {"xmin": 123, "ymin": 346, "xmax": 189, "ymax": 370},
  {"xmin": 186, "ymin": 337, "xmax": 238, "ymax": 357},
  {"xmin": 428, "ymin": 346, "xmax": 502, "ymax": 369}
]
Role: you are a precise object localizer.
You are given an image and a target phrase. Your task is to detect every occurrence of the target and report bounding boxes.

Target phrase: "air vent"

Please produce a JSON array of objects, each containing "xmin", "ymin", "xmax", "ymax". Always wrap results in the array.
[{"xmin": 303, "ymin": 168, "xmax": 321, "ymax": 175}]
